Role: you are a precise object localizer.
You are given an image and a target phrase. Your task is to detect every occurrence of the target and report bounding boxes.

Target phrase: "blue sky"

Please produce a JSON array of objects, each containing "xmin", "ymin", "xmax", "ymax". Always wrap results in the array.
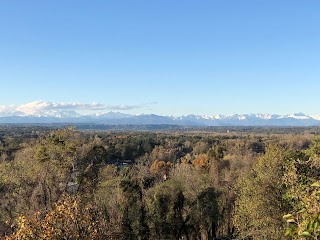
[{"xmin": 0, "ymin": 1, "xmax": 319, "ymax": 116}]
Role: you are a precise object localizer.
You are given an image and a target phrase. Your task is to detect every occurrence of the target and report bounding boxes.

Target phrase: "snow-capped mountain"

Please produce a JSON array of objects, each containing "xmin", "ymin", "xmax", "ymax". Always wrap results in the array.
[{"xmin": 0, "ymin": 111, "xmax": 320, "ymax": 126}]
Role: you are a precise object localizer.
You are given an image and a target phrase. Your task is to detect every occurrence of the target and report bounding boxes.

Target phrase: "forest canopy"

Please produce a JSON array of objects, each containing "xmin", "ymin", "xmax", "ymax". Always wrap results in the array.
[{"xmin": 0, "ymin": 126, "xmax": 319, "ymax": 239}]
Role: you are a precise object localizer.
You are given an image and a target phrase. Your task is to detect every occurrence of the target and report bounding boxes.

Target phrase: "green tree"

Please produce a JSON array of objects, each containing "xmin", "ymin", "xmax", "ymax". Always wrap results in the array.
[
  {"xmin": 234, "ymin": 145, "xmax": 289, "ymax": 239},
  {"xmin": 147, "ymin": 181, "xmax": 186, "ymax": 240}
]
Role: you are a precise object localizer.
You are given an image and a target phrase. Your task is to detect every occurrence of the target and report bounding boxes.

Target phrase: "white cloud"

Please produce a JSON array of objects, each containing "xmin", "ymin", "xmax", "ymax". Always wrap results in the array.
[
  {"xmin": 0, "ymin": 100, "xmax": 146, "ymax": 116},
  {"xmin": 0, "ymin": 105, "xmax": 17, "ymax": 113}
]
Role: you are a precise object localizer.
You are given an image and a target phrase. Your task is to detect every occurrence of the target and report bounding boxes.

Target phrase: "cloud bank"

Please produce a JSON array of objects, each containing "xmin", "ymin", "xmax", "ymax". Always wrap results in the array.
[{"xmin": 0, "ymin": 100, "xmax": 146, "ymax": 116}]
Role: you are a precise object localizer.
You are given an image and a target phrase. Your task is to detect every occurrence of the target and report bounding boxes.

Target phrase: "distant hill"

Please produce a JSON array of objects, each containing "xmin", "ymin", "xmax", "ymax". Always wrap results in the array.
[{"xmin": 0, "ymin": 111, "xmax": 320, "ymax": 126}]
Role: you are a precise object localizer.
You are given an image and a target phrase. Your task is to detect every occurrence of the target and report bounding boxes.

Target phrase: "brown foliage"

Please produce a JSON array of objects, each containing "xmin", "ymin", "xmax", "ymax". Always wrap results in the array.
[
  {"xmin": 150, "ymin": 159, "xmax": 171, "ymax": 176},
  {"xmin": 4, "ymin": 194, "xmax": 114, "ymax": 240},
  {"xmin": 192, "ymin": 154, "xmax": 210, "ymax": 170}
]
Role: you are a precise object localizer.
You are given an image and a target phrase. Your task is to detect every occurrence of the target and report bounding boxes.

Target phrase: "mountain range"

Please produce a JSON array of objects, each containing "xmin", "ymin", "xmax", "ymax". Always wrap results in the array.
[{"xmin": 0, "ymin": 111, "xmax": 320, "ymax": 126}]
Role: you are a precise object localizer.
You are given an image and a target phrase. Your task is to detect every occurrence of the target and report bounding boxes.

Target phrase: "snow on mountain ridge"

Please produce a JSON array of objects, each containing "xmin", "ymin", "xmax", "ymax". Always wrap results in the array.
[
  {"xmin": 1, "ymin": 111, "xmax": 319, "ymax": 120},
  {"xmin": 24, "ymin": 110, "xmax": 81, "ymax": 118},
  {"xmin": 311, "ymin": 115, "xmax": 320, "ymax": 120},
  {"xmin": 0, "ymin": 111, "xmax": 320, "ymax": 126}
]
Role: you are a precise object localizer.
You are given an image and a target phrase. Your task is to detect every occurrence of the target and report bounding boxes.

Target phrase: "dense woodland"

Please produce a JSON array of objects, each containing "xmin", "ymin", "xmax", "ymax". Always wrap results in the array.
[{"xmin": 0, "ymin": 126, "xmax": 319, "ymax": 239}]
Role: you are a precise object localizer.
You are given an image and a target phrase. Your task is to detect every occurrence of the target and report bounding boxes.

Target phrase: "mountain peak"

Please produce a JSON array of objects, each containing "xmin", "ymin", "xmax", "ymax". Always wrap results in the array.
[{"xmin": 0, "ymin": 111, "xmax": 320, "ymax": 126}]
